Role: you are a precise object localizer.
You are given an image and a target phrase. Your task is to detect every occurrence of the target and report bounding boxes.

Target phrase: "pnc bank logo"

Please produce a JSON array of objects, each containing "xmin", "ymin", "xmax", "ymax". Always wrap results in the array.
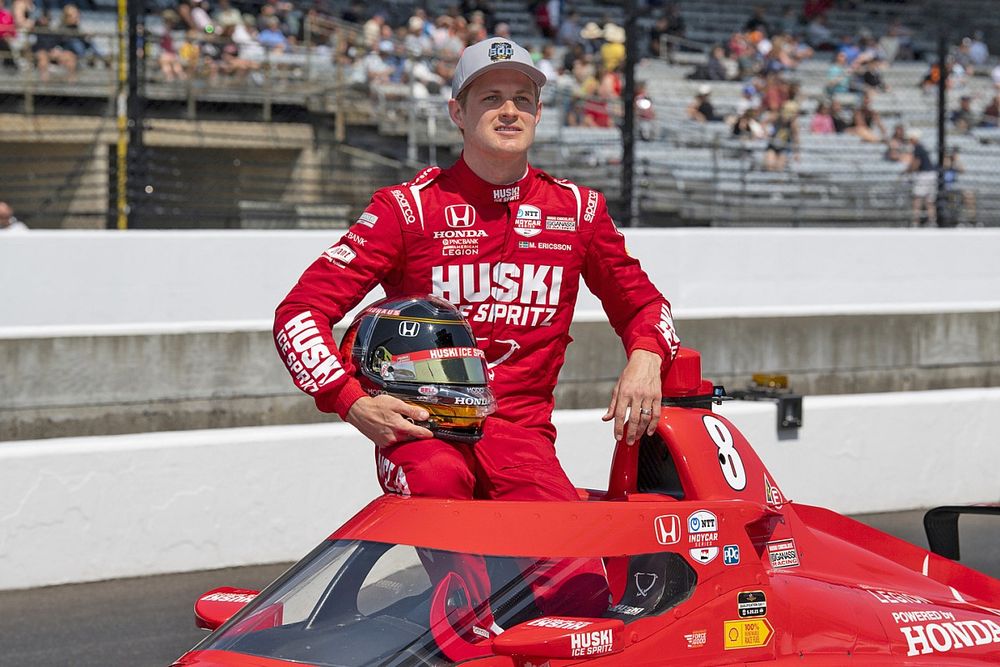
[
  {"xmin": 445, "ymin": 204, "xmax": 476, "ymax": 229},
  {"xmin": 653, "ymin": 514, "xmax": 681, "ymax": 545}
]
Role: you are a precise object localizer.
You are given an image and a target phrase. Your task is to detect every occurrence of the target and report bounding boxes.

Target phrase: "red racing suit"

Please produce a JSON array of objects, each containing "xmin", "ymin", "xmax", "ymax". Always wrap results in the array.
[{"xmin": 274, "ymin": 156, "xmax": 680, "ymax": 441}]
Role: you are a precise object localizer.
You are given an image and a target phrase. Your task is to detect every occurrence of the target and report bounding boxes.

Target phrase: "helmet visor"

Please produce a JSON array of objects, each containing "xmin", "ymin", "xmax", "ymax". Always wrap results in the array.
[{"xmin": 375, "ymin": 347, "xmax": 488, "ymax": 385}]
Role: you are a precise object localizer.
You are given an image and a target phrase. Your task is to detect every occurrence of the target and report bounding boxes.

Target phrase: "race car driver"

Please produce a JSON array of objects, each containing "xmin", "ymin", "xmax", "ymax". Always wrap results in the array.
[{"xmin": 274, "ymin": 36, "xmax": 680, "ymax": 621}]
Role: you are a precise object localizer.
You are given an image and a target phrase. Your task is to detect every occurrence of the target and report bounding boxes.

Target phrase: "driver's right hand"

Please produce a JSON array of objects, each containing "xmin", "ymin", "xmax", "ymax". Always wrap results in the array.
[{"xmin": 346, "ymin": 394, "xmax": 434, "ymax": 448}]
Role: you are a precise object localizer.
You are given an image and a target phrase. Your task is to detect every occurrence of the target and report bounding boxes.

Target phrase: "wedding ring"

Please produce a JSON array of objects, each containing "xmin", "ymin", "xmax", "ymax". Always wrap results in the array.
[{"xmin": 639, "ymin": 408, "xmax": 652, "ymax": 416}]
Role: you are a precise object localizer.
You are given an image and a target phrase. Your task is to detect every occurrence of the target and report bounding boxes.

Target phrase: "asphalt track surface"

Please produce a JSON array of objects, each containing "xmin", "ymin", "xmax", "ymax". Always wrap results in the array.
[{"xmin": 1, "ymin": 510, "xmax": 997, "ymax": 667}]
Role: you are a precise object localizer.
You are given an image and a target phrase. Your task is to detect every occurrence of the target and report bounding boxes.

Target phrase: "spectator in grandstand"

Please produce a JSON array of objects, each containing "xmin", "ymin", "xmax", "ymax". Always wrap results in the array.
[
  {"xmin": 905, "ymin": 129, "xmax": 936, "ymax": 227},
  {"xmin": 760, "ymin": 71, "xmax": 788, "ymax": 113},
  {"xmin": 188, "ymin": 0, "xmax": 214, "ymax": 34},
  {"xmin": 635, "ymin": 80, "xmax": 657, "ymax": 140},
  {"xmin": 404, "ymin": 15, "xmax": 432, "ymax": 57},
  {"xmin": 884, "ymin": 123, "xmax": 908, "ymax": 162},
  {"xmin": 650, "ymin": 4, "xmax": 685, "ymax": 61},
  {"xmin": 600, "ymin": 23, "xmax": 626, "ymax": 72},
  {"xmin": 967, "ymin": 32, "xmax": 988, "ymax": 68},
  {"xmin": 779, "ymin": 5, "xmax": 801, "ymax": 37},
  {"xmin": 33, "ymin": 11, "xmax": 77, "ymax": 82},
  {"xmin": 982, "ymin": 93, "xmax": 999, "ymax": 128},
  {"xmin": 855, "ymin": 55, "xmax": 888, "ymax": 93},
  {"xmin": 213, "ymin": 0, "xmax": 241, "ymax": 32},
  {"xmin": 0, "ymin": 0, "xmax": 15, "ymax": 70},
  {"xmin": 157, "ymin": 10, "xmax": 187, "ymax": 82},
  {"xmin": 530, "ymin": 0, "xmax": 556, "ymax": 39},
  {"xmin": 836, "ymin": 34, "xmax": 860, "ymax": 65},
  {"xmin": 215, "ymin": 25, "xmax": 262, "ymax": 82},
  {"xmin": 579, "ymin": 21, "xmax": 603, "ymax": 55},
  {"xmin": 704, "ymin": 45, "xmax": 730, "ymax": 81},
  {"xmin": 828, "ymin": 98, "xmax": 849, "ymax": 133},
  {"xmin": 992, "ymin": 64, "xmax": 1000, "ymax": 90},
  {"xmin": 0, "ymin": 201, "xmax": 27, "ymax": 232},
  {"xmin": 806, "ymin": 14, "xmax": 834, "ymax": 50},
  {"xmin": 462, "ymin": 0, "xmax": 496, "ymax": 32},
  {"xmin": 556, "ymin": 10, "xmax": 581, "ymax": 48},
  {"xmin": 879, "ymin": 18, "xmax": 914, "ymax": 62},
  {"xmin": 942, "ymin": 147, "xmax": 977, "ymax": 225},
  {"xmin": 687, "ymin": 84, "xmax": 723, "ymax": 123},
  {"xmin": 802, "ymin": 0, "xmax": 833, "ymax": 22},
  {"xmin": 744, "ymin": 6, "xmax": 771, "ymax": 36},
  {"xmin": 257, "ymin": 15, "xmax": 288, "ymax": 53},
  {"xmin": 361, "ymin": 12, "xmax": 385, "ymax": 49},
  {"xmin": 534, "ymin": 43, "xmax": 558, "ymax": 83},
  {"xmin": 825, "ymin": 50, "xmax": 852, "ymax": 96},
  {"xmin": 809, "ymin": 99, "xmax": 835, "ymax": 134},
  {"xmin": 765, "ymin": 96, "xmax": 800, "ymax": 171},
  {"xmin": 736, "ymin": 83, "xmax": 760, "ymax": 115},
  {"xmin": 732, "ymin": 107, "xmax": 767, "ymax": 139},
  {"xmin": 847, "ymin": 91, "xmax": 886, "ymax": 143},
  {"xmin": 59, "ymin": 4, "xmax": 104, "ymax": 66},
  {"xmin": 950, "ymin": 95, "xmax": 976, "ymax": 134}
]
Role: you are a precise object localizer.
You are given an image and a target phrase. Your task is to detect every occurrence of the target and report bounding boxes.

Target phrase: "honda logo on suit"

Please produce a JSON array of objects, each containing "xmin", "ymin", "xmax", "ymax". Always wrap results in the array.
[{"xmin": 445, "ymin": 204, "xmax": 477, "ymax": 228}]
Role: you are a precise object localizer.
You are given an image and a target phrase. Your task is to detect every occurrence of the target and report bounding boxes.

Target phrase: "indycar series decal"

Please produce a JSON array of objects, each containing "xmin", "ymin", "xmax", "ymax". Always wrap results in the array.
[
  {"xmin": 690, "ymin": 547, "xmax": 719, "ymax": 564},
  {"xmin": 737, "ymin": 591, "xmax": 767, "ymax": 618},
  {"xmin": 687, "ymin": 510, "xmax": 718, "ymax": 546},
  {"xmin": 513, "ymin": 204, "xmax": 542, "ymax": 238},
  {"xmin": 724, "ymin": 618, "xmax": 773, "ymax": 650},
  {"xmin": 767, "ymin": 538, "xmax": 800, "ymax": 569}
]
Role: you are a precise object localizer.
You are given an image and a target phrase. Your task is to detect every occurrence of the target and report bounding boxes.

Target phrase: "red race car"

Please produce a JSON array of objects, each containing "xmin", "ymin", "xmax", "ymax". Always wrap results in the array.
[{"xmin": 173, "ymin": 348, "xmax": 1000, "ymax": 666}]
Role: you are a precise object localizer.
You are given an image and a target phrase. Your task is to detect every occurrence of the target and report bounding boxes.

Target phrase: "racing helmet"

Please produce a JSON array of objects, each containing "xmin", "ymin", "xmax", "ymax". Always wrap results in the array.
[{"xmin": 341, "ymin": 295, "xmax": 496, "ymax": 443}]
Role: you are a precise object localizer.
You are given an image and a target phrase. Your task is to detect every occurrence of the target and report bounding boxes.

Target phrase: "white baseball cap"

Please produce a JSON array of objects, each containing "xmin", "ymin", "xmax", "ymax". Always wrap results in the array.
[{"xmin": 451, "ymin": 37, "xmax": 547, "ymax": 99}]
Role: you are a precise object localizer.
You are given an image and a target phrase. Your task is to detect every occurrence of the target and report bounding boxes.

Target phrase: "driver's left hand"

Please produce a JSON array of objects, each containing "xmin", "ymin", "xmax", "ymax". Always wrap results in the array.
[{"xmin": 602, "ymin": 349, "xmax": 663, "ymax": 446}]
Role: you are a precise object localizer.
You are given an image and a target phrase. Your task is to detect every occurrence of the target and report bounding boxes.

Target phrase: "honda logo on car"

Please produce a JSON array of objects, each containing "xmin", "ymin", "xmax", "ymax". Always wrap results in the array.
[
  {"xmin": 276, "ymin": 311, "xmax": 345, "ymax": 393},
  {"xmin": 570, "ymin": 629, "xmax": 614, "ymax": 657},
  {"xmin": 898, "ymin": 618, "xmax": 1000, "ymax": 657},
  {"xmin": 653, "ymin": 514, "xmax": 681, "ymax": 545},
  {"xmin": 445, "ymin": 204, "xmax": 476, "ymax": 228}
]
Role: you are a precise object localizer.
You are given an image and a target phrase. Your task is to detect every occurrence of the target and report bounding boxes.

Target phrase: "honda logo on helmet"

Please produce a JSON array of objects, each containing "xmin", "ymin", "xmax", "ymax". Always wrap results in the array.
[
  {"xmin": 445, "ymin": 204, "xmax": 476, "ymax": 229},
  {"xmin": 653, "ymin": 514, "xmax": 681, "ymax": 545},
  {"xmin": 398, "ymin": 321, "xmax": 420, "ymax": 337}
]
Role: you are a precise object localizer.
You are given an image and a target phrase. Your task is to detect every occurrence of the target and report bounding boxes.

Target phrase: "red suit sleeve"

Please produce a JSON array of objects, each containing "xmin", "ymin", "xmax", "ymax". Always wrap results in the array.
[
  {"xmin": 273, "ymin": 191, "xmax": 403, "ymax": 418},
  {"xmin": 581, "ymin": 191, "xmax": 680, "ymax": 365}
]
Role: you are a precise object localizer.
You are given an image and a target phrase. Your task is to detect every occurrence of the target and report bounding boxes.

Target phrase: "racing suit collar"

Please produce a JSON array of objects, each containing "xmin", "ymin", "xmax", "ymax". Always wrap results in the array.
[{"xmin": 449, "ymin": 154, "xmax": 539, "ymax": 206}]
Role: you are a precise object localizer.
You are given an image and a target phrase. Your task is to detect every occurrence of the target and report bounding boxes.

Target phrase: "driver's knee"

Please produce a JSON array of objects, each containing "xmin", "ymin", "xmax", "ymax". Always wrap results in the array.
[{"xmin": 405, "ymin": 450, "xmax": 476, "ymax": 499}]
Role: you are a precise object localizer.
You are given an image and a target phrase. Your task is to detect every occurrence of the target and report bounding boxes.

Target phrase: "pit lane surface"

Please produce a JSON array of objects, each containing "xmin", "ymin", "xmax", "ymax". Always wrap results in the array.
[{"xmin": 1, "ymin": 511, "xmax": 997, "ymax": 667}]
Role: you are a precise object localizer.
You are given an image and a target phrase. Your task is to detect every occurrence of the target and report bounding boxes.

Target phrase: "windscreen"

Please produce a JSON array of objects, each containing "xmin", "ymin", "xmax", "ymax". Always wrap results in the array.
[
  {"xmin": 378, "ymin": 348, "xmax": 488, "ymax": 385},
  {"xmin": 195, "ymin": 540, "xmax": 696, "ymax": 667}
]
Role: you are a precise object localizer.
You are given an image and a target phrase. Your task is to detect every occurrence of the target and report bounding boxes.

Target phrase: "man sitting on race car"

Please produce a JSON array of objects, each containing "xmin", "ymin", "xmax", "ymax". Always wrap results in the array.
[{"xmin": 274, "ymin": 36, "xmax": 679, "ymax": 627}]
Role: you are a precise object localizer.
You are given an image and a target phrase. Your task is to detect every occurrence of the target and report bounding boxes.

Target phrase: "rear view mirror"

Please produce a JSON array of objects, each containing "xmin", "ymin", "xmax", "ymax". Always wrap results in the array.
[
  {"xmin": 195, "ymin": 587, "xmax": 260, "ymax": 630},
  {"xmin": 492, "ymin": 617, "xmax": 624, "ymax": 661}
]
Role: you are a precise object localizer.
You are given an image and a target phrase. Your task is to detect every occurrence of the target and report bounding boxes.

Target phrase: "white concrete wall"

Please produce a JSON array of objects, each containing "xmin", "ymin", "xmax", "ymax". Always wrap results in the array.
[
  {"xmin": 4, "ymin": 229, "xmax": 1000, "ymax": 332},
  {"xmin": 3, "ymin": 389, "xmax": 999, "ymax": 591}
]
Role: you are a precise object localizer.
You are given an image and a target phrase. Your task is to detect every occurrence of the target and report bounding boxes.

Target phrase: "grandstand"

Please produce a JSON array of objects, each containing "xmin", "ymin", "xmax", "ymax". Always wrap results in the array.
[{"xmin": 0, "ymin": 0, "xmax": 998, "ymax": 228}]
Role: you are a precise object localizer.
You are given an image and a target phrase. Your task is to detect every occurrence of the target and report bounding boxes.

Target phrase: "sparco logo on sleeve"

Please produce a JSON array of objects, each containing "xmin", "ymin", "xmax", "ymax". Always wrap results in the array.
[
  {"xmin": 391, "ymin": 189, "xmax": 416, "ymax": 224},
  {"xmin": 276, "ymin": 312, "xmax": 345, "ymax": 393},
  {"xmin": 583, "ymin": 190, "xmax": 600, "ymax": 222},
  {"xmin": 432, "ymin": 263, "xmax": 563, "ymax": 326}
]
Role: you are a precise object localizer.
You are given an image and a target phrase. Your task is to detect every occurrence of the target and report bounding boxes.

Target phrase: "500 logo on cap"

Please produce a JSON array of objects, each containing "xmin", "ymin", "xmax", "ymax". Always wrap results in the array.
[{"xmin": 488, "ymin": 41, "xmax": 513, "ymax": 61}]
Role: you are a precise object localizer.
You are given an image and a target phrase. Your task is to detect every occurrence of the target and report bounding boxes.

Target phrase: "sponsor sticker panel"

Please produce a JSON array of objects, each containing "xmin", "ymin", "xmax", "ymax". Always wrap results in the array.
[
  {"xmin": 723, "ymin": 618, "xmax": 773, "ymax": 650},
  {"xmin": 766, "ymin": 539, "xmax": 800, "ymax": 569}
]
